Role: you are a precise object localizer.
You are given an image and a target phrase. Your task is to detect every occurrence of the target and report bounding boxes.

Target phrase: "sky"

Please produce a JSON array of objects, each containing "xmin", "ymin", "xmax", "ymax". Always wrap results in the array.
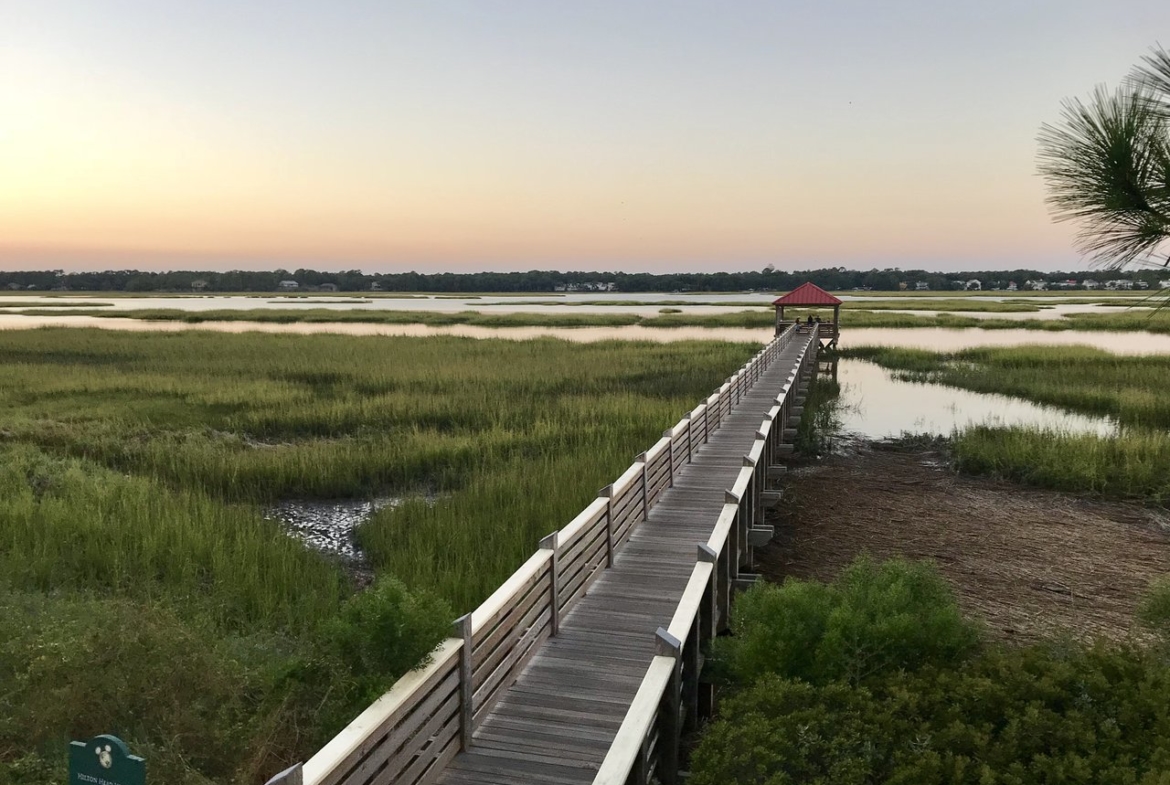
[{"xmin": 1, "ymin": 1, "xmax": 1167, "ymax": 274}]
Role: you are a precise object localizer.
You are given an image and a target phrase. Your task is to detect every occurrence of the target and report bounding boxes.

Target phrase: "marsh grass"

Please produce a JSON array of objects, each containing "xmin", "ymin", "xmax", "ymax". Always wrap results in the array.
[
  {"xmin": 953, "ymin": 426, "xmax": 1170, "ymax": 503},
  {"xmin": 0, "ymin": 328, "xmax": 755, "ymax": 784},
  {"xmin": 29, "ymin": 302, "xmax": 1170, "ymax": 331},
  {"xmin": 0, "ymin": 330, "xmax": 754, "ymax": 607},
  {"xmin": 794, "ymin": 376, "xmax": 843, "ymax": 455}
]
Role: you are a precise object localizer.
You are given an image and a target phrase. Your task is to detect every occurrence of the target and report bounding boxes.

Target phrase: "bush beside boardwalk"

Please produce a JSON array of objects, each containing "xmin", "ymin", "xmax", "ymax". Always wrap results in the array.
[
  {"xmin": 692, "ymin": 558, "xmax": 1170, "ymax": 785},
  {"xmin": 0, "ymin": 329, "xmax": 755, "ymax": 785}
]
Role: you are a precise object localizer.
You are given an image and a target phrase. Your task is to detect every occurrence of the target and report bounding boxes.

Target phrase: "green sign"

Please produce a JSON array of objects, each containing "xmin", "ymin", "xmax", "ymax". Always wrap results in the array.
[{"xmin": 69, "ymin": 735, "xmax": 145, "ymax": 785}]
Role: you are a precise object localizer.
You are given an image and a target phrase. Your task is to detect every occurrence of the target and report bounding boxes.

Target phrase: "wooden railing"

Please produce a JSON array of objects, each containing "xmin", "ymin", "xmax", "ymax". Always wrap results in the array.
[
  {"xmin": 265, "ymin": 325, "xmax": 805, "ymax": 785},
  {"xmin": 592, "ymin": 326, "xmax": 819, "ymax": 785}
]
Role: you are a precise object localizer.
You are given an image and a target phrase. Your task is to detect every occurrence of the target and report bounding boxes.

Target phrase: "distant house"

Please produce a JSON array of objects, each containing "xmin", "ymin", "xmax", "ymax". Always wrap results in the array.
[
  {"xmin": 370, "ymin": 281, "xmax": 383, "ymax": 291},
  {"xmin": 190, "ymin": 279, "xmax": 208, "ymax": 292},
  {"xmin": 1160, "ymin": 279, "xmax": 1170, "ymax": 289},
  {"xmin": 1137, "ymin": 281, "xmax": 1150, "ymax": 289},
  {"xmin": 6, "ymin": 282, "xmax": 21, "ymax": 290},
  {"xmin": 1105, "ymin": 280, "xmax": 1134, "ymax": 290},
  {"xmin": 914, "ymin": 282, "xmax": 930, "ymax": 291},
  {"xmin": 1025, "ymin": 280, "xmax": 1047, "ymax": 291},
  {"xmin": 1082, "ymin": 280, "xmax": 1100, "ymax": 290},
  {"xmin": 1007, "ymin": 281, "xmax": 1018, "ymax": 291},
  {"xmin": 553, "ymin": 284, "xmax": 567, "ymax": 292},
  {"xmin": 318, "ymin": 283, "xmax": 339, "ymax": 292},
  {"xmin": 965, "ymin": 279, "xmax": 981, "ymax": 291},
  {"xmin": 278, "ymin": 280, "xmax": 299, "ymax": 291}
]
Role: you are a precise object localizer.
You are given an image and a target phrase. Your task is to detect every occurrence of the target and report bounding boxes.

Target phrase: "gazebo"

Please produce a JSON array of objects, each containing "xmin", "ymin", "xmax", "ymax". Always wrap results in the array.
[{"xmin": 772, "ymin": 282, "xmax": 842, "ymax": 348}]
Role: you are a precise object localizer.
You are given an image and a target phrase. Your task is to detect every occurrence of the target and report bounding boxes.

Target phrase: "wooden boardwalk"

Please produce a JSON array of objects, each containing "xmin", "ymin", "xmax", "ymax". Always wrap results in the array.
[{"xmin": 437, "ymin": 334, "xmax": 813, "ymax": 785}]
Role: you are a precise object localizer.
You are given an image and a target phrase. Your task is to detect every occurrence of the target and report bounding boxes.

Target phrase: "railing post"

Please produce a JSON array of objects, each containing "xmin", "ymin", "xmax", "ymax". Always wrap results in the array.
[
  {"xmin": 663, "ymin": 429, "xmax": 675, "ymax": 488},
  {"xmin": 454, "ymin": 614, "xmax": 474, "ymax": 750},
  {"xmin": 698, "ymin": 544, "xmax": 718, "ymax": 640},
  {"xmin": 539, "ymin": 532, "xmax": 559, "ymax": 636},
  {"xmin": 685, "ymin": 414, "xmax": 693, "ymax": 463},
  {"xmin": 743, "ymin": 455, "xmax": 758, "ymax": 533},
  {"xmin": 636, "ymin": 452, "xmax": 649, "ymax": 519},
  {"xmin": 725, "ymin": 489, "xmax": 742, "ymax": 579},
  {"xmin": 600, "ymin": 484, "xmax": 615, "ymax": 567},
  {"xmin": 655, "ymin": 627, "xmax": 683, "ymax": 785},
  {"xmin": 698, "ymin": 543, "xmax": 719, "ymax": 717}
]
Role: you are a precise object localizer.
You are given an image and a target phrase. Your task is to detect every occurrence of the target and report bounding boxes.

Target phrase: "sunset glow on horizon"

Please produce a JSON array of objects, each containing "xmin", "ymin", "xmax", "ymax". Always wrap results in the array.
[{"xmin": 3, "ymin": 1, "xmax": 1168, "ymax": 273}]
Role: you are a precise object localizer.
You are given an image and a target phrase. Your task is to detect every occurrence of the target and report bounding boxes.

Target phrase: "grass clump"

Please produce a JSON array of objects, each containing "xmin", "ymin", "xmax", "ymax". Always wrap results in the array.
[
  {"xmin": 953, "ymin": 426, "xmax": 1170, "ymax": 504},
  {"xmin": 793, "ymin": 375, "xmax": 842, "ymax": 456}
]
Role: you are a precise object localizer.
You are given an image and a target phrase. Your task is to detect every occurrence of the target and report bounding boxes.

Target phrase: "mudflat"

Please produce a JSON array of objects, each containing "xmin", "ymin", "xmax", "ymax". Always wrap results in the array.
[{"xmin": 760, "ymin": 443, "xmax": 1170, "ymax": 643}]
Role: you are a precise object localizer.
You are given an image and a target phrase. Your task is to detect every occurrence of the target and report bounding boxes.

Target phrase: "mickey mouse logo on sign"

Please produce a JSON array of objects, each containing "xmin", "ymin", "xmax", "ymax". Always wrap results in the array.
[{"xmin": 97, "ymin": 744, "xmax": 113, "ymax": 770}]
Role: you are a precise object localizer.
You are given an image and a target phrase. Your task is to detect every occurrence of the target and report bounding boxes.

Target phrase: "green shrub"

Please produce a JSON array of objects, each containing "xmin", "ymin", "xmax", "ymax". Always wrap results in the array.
[
  {"xmin": 321, "ymin": 576, "xmax": 451, "ymax": 704},
  {"xmin": 692, "ymin": 644, "xmax": 1170, "ymax": 785},
  {"xmin": 714, "ymin": 557, "xmax": 980, "ymax": 686}
]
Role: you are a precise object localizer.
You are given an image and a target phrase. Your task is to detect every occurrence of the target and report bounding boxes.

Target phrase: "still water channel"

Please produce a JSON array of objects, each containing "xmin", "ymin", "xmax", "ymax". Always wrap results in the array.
[{"xmin": 0, "ymin": 291, "xmax": 1153, "ymax": 319}]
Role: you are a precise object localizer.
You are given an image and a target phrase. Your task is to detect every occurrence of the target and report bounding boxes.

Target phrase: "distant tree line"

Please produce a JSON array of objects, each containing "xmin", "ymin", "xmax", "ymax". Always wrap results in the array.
[{"xmin": 0, "ymin": 266, "xmax": 1165, "ymax": 293}]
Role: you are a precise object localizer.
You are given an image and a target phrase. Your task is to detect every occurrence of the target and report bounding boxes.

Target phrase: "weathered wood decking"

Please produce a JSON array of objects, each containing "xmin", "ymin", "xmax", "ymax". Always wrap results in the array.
[{"xmin": 437, "ymin": 333, "xmax": 815, "ymax": 785}]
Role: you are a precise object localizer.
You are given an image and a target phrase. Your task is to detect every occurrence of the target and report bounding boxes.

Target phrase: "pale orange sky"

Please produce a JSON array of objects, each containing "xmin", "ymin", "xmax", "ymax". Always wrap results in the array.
[{"xmin": 2, "ymin": 1, "xmax": 1166, "ymax": 273}]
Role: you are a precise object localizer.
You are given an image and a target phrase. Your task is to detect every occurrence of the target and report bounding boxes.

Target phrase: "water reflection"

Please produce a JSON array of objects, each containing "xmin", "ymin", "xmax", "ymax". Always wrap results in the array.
[{"xmin": 833, "ymin": 359, "xmax": 1115, "ymax": 440}]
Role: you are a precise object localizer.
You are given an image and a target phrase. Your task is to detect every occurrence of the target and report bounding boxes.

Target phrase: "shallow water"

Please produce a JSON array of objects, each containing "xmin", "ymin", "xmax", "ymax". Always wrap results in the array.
[
  {"xmin": 832, "ymin": 359, "xmax": 1115, "ymax": 440},
  {"xmin": 263, "ymin": 497, "xmax": 398, "ymax": 563},
  {"xmin": 4, "ymin": 314, "xmax": 1170, "ymax": 355}
]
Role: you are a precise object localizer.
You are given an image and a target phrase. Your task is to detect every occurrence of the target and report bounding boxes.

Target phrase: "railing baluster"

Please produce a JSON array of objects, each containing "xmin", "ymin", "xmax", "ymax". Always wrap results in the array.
[
  {"xmin": 663, "ymin": 429, "xmax": 675, "ymax": 488},
  {"xmin": 636, "ymin": 452, "xmax": 649, "ymax": 520},
  {"xmin": 600, "ymin": 485, "xmax": 615, "ymax": 567}
]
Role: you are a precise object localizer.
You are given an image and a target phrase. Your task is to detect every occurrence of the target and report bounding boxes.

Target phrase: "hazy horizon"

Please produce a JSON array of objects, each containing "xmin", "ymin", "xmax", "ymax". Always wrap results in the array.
[{"xmin": 4, "ymin": 1, "xmax": 1168, "ymax": 274}]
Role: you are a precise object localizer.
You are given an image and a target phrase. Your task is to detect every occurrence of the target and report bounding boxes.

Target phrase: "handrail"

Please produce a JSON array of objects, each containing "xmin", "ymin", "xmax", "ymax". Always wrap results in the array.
[
  {"xmin": 274, "ymin": 325, "xmax": 804, "ymax": 785},
  {"xmin": 591, "ymin": 324, "xmax": 820, "ymax": 785}
]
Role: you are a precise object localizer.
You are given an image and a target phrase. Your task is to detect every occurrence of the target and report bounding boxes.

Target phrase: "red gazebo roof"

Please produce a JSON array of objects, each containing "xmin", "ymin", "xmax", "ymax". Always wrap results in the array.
[{"xmin": 771, "ymin": 282, "xmax": 842, "ymax": 307}]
